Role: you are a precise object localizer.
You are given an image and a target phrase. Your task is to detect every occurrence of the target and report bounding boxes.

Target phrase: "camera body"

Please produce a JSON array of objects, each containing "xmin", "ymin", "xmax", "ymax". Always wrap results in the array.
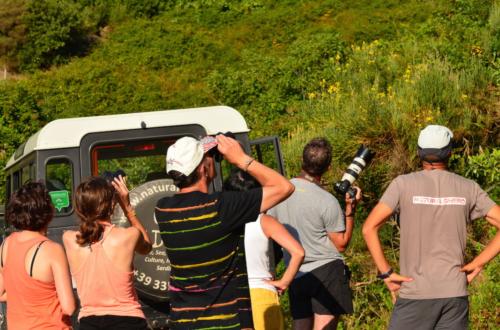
[
  {"xmin": 207, "ymin": 132, "xmax": 235, "ymax": 162},
  {"xmin": 102, "ymin": 169, "xmax": 126, "ymax": 183},
  {"xmin": 334, "ymin": 145, "xmax": 374, "ymax": 198}
]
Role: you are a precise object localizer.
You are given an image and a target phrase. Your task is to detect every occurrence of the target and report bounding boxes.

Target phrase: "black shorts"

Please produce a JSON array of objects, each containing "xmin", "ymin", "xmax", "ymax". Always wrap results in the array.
[
  {"xmin": 79, "ymin": 315, "xmax": 149, "ymax": 330},
  {"xmin": 289, "ymin": 259, "xmax": 353, "ymax": 319}
]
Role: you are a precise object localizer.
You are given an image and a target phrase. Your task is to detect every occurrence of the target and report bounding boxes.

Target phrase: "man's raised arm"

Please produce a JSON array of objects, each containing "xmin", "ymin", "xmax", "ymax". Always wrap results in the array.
[{"xmin": 216, "ymin": 134, "xmax": 294, "ymax": 212}]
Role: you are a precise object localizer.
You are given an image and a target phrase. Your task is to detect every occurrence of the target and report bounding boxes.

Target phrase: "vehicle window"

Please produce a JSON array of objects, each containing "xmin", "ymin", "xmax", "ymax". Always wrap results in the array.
[
  {"xmin": 12, "ymin": 171, "xmax": 20, "ymax": 192},
  {"xmin": 250, "ymin": 136, "xmax": 285, "ymax": 175},
  {"xmin": 22, "ymin": 166, "xmax": 30, "ymax": 184},
  {"xmin": 219, "ymin": 159, "xmax": 236, "ymax": 187},
  {"xmin": 30, "ymin": 162, "xmax": 37, "ymax": 181},
  {"xmin": 6, "ymin": 175, "xmax": 11, "ymax": 202},
  {"xmin": 91, "ymin": 139, "xmax": 176, "ymax": 190},
  {"xmin": 46, "ymin": 158, "xmax": 73, "ymax": 215}
]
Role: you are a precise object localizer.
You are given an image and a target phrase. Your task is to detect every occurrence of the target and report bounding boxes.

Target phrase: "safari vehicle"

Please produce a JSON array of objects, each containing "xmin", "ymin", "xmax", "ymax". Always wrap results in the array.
[{"xmin": 1, "ymin": 106, "xmax": 285, "ymax": 329}]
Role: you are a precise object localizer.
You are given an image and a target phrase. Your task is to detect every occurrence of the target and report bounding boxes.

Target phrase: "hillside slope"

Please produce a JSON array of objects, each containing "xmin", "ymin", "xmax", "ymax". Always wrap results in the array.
[{"xmin": 0, "ymin": 0, "xmax": 498, "ymax": 328}]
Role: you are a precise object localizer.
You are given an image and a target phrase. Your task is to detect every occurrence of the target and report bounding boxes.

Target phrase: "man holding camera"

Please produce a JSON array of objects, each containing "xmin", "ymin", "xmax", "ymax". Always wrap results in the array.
[
  {"xmin": 269, "ymin": 137, "xmax": 361, "ymax": 330},
  {"xmin": 363, "ymin": 125, "xmax": 500, "ymax": 329},
  {"xmin": 155, "ymin": 135, "xmax": 294, "ymax": 330}
]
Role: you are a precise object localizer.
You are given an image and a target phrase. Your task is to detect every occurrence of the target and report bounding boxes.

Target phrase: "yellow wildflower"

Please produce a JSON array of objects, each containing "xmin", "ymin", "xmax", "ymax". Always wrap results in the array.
[
  {"xmin": 471, "ymin": 45, "xmax": 483, "ymax": 56},
  {"xmin": 328, "ymin": 83, "xmax": 340, "ymax": 94}
]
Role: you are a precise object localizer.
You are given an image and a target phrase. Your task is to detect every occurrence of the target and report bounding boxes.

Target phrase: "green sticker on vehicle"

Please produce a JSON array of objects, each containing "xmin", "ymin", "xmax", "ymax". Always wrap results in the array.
[{"xmin": 49, "ymin": 190, "xmax": 70, "ymax": 211}]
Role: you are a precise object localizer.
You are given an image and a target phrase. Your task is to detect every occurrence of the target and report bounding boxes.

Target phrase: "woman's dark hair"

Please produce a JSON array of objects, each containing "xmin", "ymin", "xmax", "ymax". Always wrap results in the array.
[
  {"xmin": 74, "ymin": 176, "xmax": 115, "ymax": 246},
  {"xmin": 224, "ymin": 169, "xmax": 261, "ymax": 192},
  {"xmin": 6, "ymin": 182, "xmax": 54, "ymax": 231},
  {"xmin": 302, "ymin": 137, "xmax": 332, "ymax": 176}
]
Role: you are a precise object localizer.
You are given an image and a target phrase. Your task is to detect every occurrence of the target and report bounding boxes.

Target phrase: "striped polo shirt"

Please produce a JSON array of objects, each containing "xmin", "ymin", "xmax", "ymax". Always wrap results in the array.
[{"xmin": 155, "ymin": 189, "xmax": 262, "ymax": 330}]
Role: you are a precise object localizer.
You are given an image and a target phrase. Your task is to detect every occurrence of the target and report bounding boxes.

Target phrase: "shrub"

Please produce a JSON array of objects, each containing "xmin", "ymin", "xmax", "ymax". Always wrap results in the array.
[{"xmin": 19, "ymin": 0, "xmax": 89, "ymax": 71}]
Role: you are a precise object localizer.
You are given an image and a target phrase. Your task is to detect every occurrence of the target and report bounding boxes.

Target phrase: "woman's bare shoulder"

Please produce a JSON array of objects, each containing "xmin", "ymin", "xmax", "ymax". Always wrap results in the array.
[
  {"xmin": 62, "ymin": 230, "xmax": 79, "ymax": 248},
  {"xmin": 38, "ymin": 240, "xmax": 66, "ymax": 260},
  {"xmin": 109, "ymin": 226, "xmax": 141, "ymax": 243}
]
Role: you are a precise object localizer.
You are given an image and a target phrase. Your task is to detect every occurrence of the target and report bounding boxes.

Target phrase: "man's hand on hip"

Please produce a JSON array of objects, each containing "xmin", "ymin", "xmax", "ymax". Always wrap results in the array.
[
  {"xmin": 460, "ymin": 262, "xmax": 483, "ymax": 284},
  {"xmin": 383, "ymin": 272, "xmax": 413, "ymax": 302}
]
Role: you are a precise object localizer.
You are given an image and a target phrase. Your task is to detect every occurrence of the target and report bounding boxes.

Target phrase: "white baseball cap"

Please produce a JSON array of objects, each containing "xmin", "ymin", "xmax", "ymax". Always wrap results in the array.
[
  {"xmin": 418, "ymin": 125, "xmax": 453, "ymax": 149},
  {"xmin": 166, "ymin": 136, "xmax": 218, "ymax": 176}
]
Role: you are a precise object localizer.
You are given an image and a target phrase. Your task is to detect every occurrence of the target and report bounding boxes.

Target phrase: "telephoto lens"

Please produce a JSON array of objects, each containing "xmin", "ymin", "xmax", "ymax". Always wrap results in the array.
[{"xmin": 334, "ymin": 145, "xmax": 375, "ymax": 197}]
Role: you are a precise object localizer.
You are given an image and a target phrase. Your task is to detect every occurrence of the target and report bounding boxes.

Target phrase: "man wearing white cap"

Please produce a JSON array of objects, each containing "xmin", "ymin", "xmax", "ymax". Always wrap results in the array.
[
  {"xmin": 155, "ymin": 135, "xmax": 294, "ymax": 330},
  {"xmin": 363, "ymin": 125, "xmax": 500, "ymax": 329}
]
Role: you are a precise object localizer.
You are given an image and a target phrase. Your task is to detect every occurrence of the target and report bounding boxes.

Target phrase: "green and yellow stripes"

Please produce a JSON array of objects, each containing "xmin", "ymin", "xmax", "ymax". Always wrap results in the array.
[
  {"xmin": 174, "ymin": 313, "xmax": 238, "ymax": 323},
  {"xmin": 156, "ymin": 200, "xmax": 218, "ymax": 212},
  {"xmin": 166, "ymin": 234, "xmax": 231, "ymax": 251},
  {"xmin": 171, "ymin": 251, "xmax": 235, "ymax": 269},
  {"xmin": 159, "ymin": 211, "xmax": 218, "ymax": 224},
  {"xmin": 160, "ymin": 221, "xmax": 221, "ymax": 234},
  {"xmin": 171, "ymin": 297, "xmax": 249, "ymax": 312},
  {"xmin": 194, "ymin": 323, "xmax": 240, "ymax": 330}
]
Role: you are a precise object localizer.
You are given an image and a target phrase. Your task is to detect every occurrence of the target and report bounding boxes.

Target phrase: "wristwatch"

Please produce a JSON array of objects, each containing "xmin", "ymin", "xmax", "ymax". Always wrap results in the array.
[{"xmin": 377, "ymin": 268, "xmax": 393, "ymax": 280}]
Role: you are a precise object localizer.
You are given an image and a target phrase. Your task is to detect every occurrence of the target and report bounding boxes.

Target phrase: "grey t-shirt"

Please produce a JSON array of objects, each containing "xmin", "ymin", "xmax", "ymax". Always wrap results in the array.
[
  {"xmin": 381, "ymin": 170, "xmax": 496, "ymax": 299},
  {"xmin": 268, "ymin": 178, "xmax": 345, "ymax": 276}
]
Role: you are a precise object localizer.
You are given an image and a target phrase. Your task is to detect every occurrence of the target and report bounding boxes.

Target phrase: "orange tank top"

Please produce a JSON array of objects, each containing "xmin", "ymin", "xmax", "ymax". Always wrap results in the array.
[
  {"xmin": 72, "ymin": 225, "xmax": 145, "ymax": 320},
  {"xmin": 3, "ymin": 232, "xmax": 72, "ymax": 330}
]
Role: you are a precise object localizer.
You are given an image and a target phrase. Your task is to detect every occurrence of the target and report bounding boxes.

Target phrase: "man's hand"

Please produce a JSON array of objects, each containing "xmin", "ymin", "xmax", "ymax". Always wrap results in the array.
[
  {"xmin": 460, "ymin": 262, "xmax": 483, "ymax": 284},
  {"xmin": 215, "ymin": 134, "xmax": 250, "ymax": 168},
  {"xmin": 345, "ymin": 186, "xmax": 362, "ymax": 205},
  {"xmin": 345, "ymin": 186, "xmax": 361, "ymax": 215},
  {"xmin": 383, "ymin": 272, "xmax": 413, "ymax": 303}
]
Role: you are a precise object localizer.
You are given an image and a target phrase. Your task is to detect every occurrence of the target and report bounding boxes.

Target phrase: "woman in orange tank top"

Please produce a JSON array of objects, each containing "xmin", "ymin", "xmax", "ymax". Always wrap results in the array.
[
  {"xmin": 0, "ymin": 182, "xmax": 75, "ymax": 329},
  {"xmin": 63, "ymin": 175, "xmax": 152, "ymax": 330}
]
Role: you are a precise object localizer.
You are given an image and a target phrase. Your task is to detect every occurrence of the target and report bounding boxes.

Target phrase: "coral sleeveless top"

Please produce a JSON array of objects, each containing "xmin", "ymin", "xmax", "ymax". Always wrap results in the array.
[
  {"xmin": 72, "ymin": 225, "xmax": 145, "ymax": 320},
  {"xmin": 3, "ymin": 232, "xmax": 72, "ymax": 329}
]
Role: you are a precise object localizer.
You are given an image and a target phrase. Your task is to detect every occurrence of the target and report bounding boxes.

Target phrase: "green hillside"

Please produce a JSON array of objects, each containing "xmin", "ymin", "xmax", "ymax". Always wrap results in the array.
[{"xmin": 1, "ymin": 0, "xmax": 499, "ymax": 328}]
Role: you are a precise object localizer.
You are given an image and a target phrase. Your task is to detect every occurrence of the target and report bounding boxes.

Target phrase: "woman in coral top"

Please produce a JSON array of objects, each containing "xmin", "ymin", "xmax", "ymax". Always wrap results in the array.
[
  {"xmin": 63, "ymin": 175, "xmax": 152, "ymax": 330},
  {"xmin": 0, "ymin": 182, "xmax": 75, "ymax": 329}
]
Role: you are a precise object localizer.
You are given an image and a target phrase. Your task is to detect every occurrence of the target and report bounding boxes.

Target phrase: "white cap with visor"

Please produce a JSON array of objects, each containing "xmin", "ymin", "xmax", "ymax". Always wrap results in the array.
[{"xmin": 166, "ymin": 136, "xmax": 218, "ymax": 176}]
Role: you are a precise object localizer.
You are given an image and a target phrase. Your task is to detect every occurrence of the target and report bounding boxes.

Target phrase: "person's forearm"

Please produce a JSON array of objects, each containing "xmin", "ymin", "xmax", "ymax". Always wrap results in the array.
[
  {"xmin": 246, "ymin": 160, "xmax": 290, "ymax": 193},
  {"xmin": 363, "ymin": 226, "xmax": 391, "ymax": 273},
  {"xmin": 245, "ymin": 160, "xmax": 294, "ymax": 211},
  {"xmin": 343, "ymin": 216, "xmax": 355, "ymax": 246},
  {"xmin": 342, "ymin": 199, "xmax": 356, "ymax": 244},
  {"xmin": 469, "ymin": 231, "xmax": 500, "ymax": 268},
  {"xmin": 279, "ymin": 252, "xmax": 304, "ymax": 286},
  {"xmin": 125, "ymin": 207, "xmax": 152, "ymax": 252}
]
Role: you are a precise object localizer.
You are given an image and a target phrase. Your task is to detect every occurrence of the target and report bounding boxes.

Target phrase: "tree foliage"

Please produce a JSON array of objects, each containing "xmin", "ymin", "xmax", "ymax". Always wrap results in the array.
[
  {"xmin": 0, "ymin": 0, "xmax": 498, "ymax": 328},
  {"xmin": 0, "ymin": 0, "xmax": 27, "ymax": 71},
  {"xmin": 18, "ymin": 0, "xmax": 90, "ymax": 71}
]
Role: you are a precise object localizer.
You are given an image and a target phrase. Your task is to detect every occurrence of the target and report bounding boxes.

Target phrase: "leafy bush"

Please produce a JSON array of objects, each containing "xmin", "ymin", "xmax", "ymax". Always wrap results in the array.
[
  {"xmin": 0, "ymin": 0, "xmax": 27, "ymax": 72},
  {"xmin": 0, "ymin": 1, "xmax": 498, "ymax": 328},
  {"xmin": 19, "ymin": 0, "xmax": 89, "ymax": 71}
]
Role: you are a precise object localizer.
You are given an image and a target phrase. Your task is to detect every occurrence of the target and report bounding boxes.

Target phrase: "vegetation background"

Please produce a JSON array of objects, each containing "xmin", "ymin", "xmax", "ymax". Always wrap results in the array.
[{"xmin": 0, "ymin": 0, "xmax": 498, "ymax": 328}]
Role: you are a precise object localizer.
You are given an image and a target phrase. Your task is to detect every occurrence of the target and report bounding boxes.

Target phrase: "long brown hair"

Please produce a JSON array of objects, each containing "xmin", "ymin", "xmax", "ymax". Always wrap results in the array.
[{"xmin": 74, "ymin": 177, "xmax": 115, "ymax": 246}]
